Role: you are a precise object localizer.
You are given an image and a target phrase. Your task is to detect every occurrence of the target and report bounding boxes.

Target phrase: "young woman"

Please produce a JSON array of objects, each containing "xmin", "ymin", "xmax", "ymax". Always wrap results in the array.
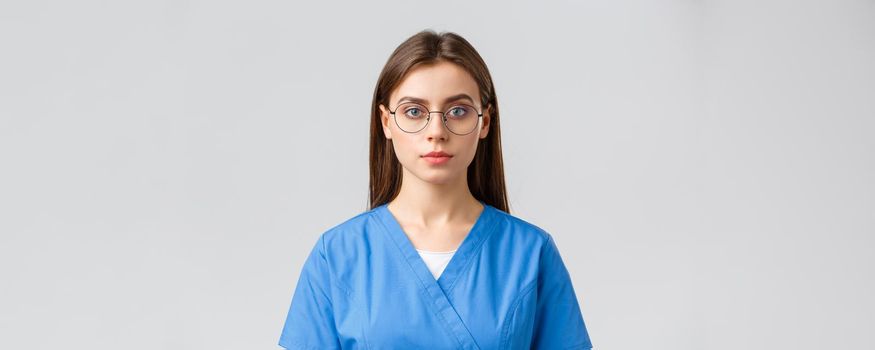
[{"xmin": 279, "ymin": 30, "xmax": 593, "ymax": 349}]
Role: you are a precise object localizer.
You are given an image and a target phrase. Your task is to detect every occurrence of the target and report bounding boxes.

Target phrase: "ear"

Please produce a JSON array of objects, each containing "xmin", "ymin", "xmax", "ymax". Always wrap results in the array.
[
  {"xmin": 379, "ymin": 104, "xmax": 392, "ymax": 140},
  {"xmin": 479, "ymin": 104, "xmax": 491, "ymax": 139}
]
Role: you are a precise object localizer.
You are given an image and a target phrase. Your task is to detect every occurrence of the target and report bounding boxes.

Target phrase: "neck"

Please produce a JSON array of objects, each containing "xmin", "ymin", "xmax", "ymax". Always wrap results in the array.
[{"xmin": 388, "ymin": 168, "xmax": 483, "ymax": 228}]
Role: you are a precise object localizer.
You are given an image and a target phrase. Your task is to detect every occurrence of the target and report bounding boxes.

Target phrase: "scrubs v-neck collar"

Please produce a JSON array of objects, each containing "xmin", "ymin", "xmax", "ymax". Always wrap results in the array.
[
  {"xmin": 376, "ymin": 199, "xmax": 496, "ymax": 290},
  {"xmin": 374, "ymin": 200, "xmax": 499, "ymax": 350}
]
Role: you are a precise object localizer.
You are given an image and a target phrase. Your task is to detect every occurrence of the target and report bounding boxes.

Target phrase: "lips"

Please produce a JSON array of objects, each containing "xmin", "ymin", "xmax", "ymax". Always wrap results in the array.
[
  {"xmin": 422, "ymin": 151, "xmax": 452, "ymax": 165},
  {"xmin": 423, "ymin": 151, "xmax": 452, "ymax": 158}
]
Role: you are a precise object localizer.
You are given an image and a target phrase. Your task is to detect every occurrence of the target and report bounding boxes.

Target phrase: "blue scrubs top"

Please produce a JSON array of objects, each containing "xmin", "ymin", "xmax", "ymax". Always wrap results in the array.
[{"xmin": 279, "ymin": 200, "xmax": 593, "ymax": 349}]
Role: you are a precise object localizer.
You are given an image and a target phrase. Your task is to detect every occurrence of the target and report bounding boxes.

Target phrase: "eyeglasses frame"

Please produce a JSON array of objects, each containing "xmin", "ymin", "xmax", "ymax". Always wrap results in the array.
[{"xmin": 387, "ymin": 101, "xmax": 484, "ymax": 136}]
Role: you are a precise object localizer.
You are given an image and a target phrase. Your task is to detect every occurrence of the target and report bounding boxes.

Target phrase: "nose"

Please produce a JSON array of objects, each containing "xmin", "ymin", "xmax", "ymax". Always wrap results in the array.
[{"xmin": 424, "ymin": 111, "xmax": 449, "ymax": 141}]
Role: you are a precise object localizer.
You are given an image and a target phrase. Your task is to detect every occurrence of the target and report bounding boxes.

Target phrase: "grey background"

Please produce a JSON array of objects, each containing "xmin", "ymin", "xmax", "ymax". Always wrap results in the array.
[{"xmin": 1, "ymin": 0, "xmax": 873, "ymax": 349}]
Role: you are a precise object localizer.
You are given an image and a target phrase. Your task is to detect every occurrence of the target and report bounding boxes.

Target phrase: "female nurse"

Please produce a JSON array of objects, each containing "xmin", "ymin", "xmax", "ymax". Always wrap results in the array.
[{"xmin": 279, "ymin": 29, "xmax": 594, "ymax": 349}]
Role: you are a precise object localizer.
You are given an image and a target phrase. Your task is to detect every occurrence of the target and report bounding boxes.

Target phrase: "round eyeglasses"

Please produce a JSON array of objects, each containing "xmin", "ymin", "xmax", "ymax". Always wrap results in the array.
[{"xmin": 388, "ymin": 102, "xmax": 483, "ymax": 135}]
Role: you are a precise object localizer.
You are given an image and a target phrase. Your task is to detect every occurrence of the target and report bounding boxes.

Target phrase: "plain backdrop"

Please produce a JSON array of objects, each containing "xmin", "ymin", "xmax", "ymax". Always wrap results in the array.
[{"xmin": 1, "ymin": 0, "xmax": 873, "ymax": 349}]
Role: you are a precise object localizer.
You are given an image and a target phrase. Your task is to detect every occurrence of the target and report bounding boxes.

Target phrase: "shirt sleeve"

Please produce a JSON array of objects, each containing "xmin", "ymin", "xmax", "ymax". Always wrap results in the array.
[
  {"xmin": 531, "ymin": 233, "xmax": 594, "ymax": 349},
  {"xmin": 278, "ymin": 233, "xmax": 341, "ymax": 350}
]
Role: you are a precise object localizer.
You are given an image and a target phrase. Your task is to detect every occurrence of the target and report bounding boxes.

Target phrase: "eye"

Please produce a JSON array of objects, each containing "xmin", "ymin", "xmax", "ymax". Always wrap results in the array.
[
  {"xmin": 404, "ymin": 106, "xmax": 424, "ymax": 118},
  {"xmin": 447, "ymin": 106, "xmax": 470, "ymax": 118}
]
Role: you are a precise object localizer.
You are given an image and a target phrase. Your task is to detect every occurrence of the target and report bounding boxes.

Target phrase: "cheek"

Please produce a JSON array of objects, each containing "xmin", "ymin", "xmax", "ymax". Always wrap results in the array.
[
  {"xmin": 390, "ymin": 135, "xmax": 417, "ymax": 160},
  {"xmin": 458, "ymin": 138, "xmax": 481, "ymax": 161}
]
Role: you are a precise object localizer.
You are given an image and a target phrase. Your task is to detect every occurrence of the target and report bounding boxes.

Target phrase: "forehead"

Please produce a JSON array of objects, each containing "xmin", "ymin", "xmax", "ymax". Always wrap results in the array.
[{"xmin": 390, "ymin": 61, "xmax": 480, "ymax": 105}]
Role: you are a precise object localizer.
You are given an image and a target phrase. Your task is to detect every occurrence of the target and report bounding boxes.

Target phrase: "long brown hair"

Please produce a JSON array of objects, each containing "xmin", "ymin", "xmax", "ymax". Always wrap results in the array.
[{"xmin": 368, "ymin": 29, "xmax": 509, "ymax": 213}]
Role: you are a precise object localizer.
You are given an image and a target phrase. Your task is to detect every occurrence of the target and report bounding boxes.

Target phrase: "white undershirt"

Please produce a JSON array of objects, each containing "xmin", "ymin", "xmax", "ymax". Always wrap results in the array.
[{"xmin": 415, "ymin": 248, "xmax": 457, "ymax": 280}]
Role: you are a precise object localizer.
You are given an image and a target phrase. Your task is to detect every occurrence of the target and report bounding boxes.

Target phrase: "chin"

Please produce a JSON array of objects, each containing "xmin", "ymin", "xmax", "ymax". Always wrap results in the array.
[{"xmin": 413, "ymin": 169, "xmax": 462, "ymax": 185}]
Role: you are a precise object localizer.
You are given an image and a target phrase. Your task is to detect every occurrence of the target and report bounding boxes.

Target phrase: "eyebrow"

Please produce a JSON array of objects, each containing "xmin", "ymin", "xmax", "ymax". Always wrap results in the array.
[{"xmin": 396, "ymin": 93, "xmax": 476, "ymax": 106}]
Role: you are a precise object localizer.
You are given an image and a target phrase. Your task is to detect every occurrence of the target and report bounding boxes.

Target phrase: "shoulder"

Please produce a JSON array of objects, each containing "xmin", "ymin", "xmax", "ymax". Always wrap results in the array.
[
  {"xmin": 478, "ymin": 207, "xmax": 557, "ymax": 259},
  {"xmin": 314, "ymin": 207, "xmax": 382, "ymax": 251},
  {"xmin": 491, "ymin": 208, "xmax": 553, "ymax": 243}
]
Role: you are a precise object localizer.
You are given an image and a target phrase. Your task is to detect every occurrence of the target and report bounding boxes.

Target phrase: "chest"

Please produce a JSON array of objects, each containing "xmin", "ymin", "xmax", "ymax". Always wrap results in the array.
[{"xmin": 328, "ymin": 241, "xmax": 540, "ymax": 350}]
